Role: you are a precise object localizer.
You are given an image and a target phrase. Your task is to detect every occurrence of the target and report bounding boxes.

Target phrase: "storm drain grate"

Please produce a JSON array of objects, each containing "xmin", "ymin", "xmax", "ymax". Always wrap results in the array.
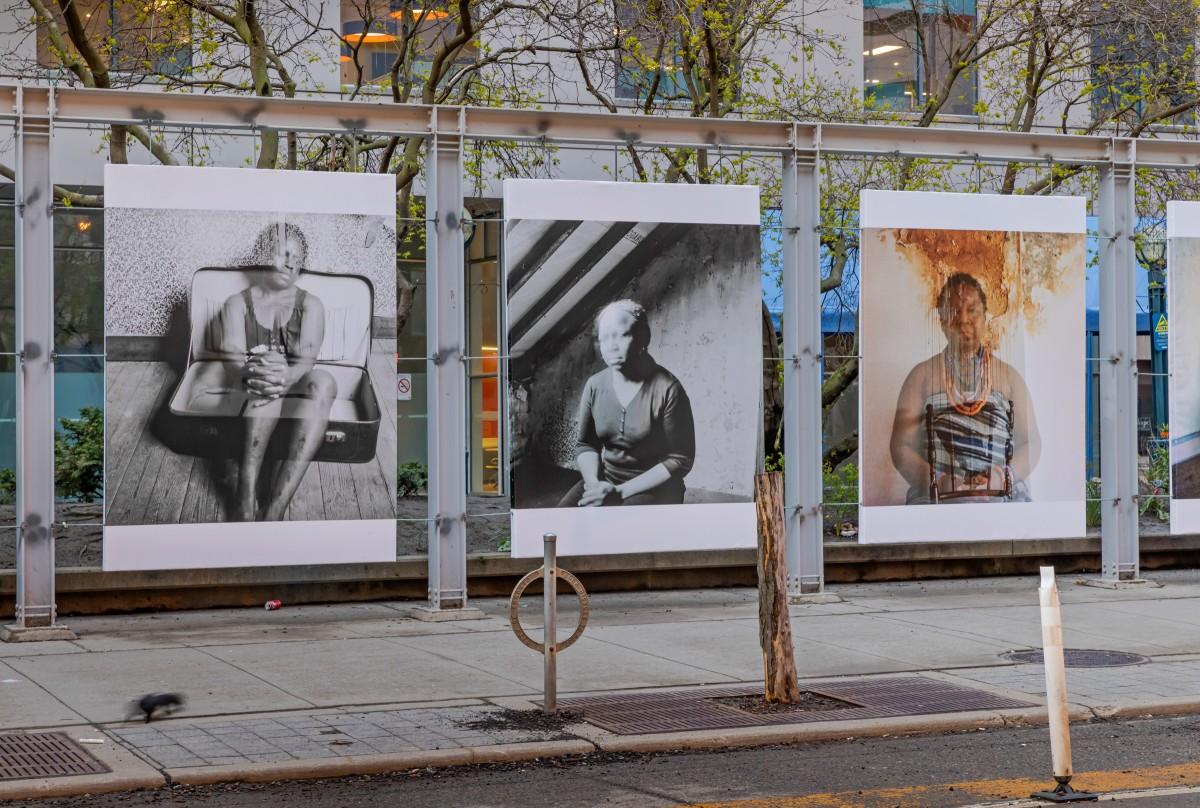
[
  {"xmin": 1005, "ymin": 649, "xmax": 1149, "ymax": 668},
  {"xmin": 557, "ymin": 676, "xmax": 1034, "ymax": 735},
  {"xmin": 0, "ymin": 732, "xmax": 110, "ymax": 781}
]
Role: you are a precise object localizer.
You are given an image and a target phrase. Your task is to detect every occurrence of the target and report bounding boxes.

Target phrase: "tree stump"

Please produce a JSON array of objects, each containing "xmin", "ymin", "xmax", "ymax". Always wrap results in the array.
[{"xmin": 755, "ymin": 471, "xmax": 801, "ymax": 703}]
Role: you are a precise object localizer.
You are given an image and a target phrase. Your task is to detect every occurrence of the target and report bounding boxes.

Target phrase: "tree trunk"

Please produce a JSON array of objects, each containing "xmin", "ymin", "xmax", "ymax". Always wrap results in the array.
[
  {"xmin": 755, "ymin": 471, "xmax": 800, "ymax": 703},
  {"xmin": 761, "ymin": 301, "xmax": 783, "ymax": 457}
]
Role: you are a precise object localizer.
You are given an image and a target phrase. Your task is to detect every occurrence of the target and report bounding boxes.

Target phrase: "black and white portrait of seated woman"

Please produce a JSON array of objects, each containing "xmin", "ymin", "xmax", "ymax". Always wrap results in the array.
[
  {"xmin": 556, "ymin": 299, "xmax": 696, "ymax": 508},
  {"xmin": 102, "ymin": 165, "xmax": 398, "ymax": 571},
  {"xmin": 505, "ymin": 179, "xmax": 763, "ymax": 557}
]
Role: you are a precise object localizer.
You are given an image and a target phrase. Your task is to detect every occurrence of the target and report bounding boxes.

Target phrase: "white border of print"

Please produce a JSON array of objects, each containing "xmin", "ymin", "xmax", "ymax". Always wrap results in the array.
[
  {"xmin": 858, "ymin": 190, "xmax": 1087, "ymax": 544},
  {"xmin": 1169, "ymin": 202, "xmax": 1200, "ymax": 533},
  {"xmin": 103, "ymin": 521, "xmax": 395, "ymax": 571},
  {"xmin": 105, "ymin": 164, "xmax": 395, "ymax": 216},
  {"xmin": 512, "ymin": 503, "xmax": 756, "ymax": 557},
  {"xmin": 505, "ymin": 179, "xmax": 760, "ymax": 558},
  {"xmin": 502, "ymin": 179, "xmax": 760, "ymax": 225},
  {"xmin": 861, "ymin": 190, "xmax": 1086, "ymax": 233},
  {"xmin": 103, "ymin": 165, "xmax": 397, "ymax": 571}
]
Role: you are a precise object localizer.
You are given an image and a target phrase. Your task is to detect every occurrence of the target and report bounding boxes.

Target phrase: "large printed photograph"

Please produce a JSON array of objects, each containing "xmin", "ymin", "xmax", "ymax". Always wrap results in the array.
[
  {"xmin": 506, "ymin": 180, "xmax": 762, "ymax": 556},
  {"xmin": 859, "ymin": 191, "xmax": 1086, "ymax": 543},
  {"xmin": 103, "ymin": 166, "xmax": 398, "ymax": 570}
]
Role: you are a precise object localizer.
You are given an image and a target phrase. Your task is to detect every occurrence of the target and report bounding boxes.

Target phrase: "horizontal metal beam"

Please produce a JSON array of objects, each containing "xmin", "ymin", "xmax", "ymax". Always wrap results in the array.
[
  {"xmin": 4, "ymin": 82, "xmax": 1200, "ymax": 169},
  {"xmin": 810, "ymin": 122, "xmax": 1117, "ymax": 165},
  {"xmin": 459, "ymin": 105, "xmax": 793, "ymax": 150},
  {"xmin": 26, "ymin": 86, "xmax": 432, "ymax": 137}
]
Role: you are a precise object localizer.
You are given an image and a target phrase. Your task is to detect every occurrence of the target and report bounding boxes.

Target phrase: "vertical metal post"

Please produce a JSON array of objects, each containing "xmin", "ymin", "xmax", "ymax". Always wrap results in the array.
[
  {"xmin": 421, "ymin": 109, "xmax": 470, "ymax": 614},
  {"xmin": 543, "ymin": 532, "xmax": 557, "ymax": 715},
  {"xmin": 1147, "ymin": 269, "xmax": 1167, "ymax": 435},
  {"xmin": 1097, "ymin": 140, "xmax": 1140, "ymax": 582},
  {"xmin": 782, "ymin": 127, "xmax": 825, "ymax": 597},
  {"xmin": 3, "ymin": 87, "xmax": 73, "ymax": 642}
]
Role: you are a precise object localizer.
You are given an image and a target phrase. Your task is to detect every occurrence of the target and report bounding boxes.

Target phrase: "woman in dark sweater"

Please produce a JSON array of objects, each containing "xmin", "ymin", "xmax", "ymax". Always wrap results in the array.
[{"xmin": 557, "ymin": 300, "xmax": 696, "ymax": 507}]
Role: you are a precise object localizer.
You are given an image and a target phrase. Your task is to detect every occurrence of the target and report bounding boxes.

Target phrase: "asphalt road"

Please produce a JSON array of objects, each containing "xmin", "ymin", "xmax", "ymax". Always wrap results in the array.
[{"xmin": 14, "ymin": 715, "xmax": 1200, "ymax": 807}]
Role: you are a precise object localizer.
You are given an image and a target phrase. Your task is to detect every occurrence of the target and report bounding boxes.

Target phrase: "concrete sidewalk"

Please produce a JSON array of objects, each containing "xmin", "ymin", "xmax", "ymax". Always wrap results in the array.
[{"xmin": 4, "ymin": 571, "xmax": 1200, "ymax": 798}]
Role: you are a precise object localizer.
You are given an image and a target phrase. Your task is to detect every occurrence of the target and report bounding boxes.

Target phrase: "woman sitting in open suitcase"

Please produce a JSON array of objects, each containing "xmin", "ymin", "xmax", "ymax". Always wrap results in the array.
[{"xmin": 186, "ymin": 222, "xmax": 337, "ymax": 522}]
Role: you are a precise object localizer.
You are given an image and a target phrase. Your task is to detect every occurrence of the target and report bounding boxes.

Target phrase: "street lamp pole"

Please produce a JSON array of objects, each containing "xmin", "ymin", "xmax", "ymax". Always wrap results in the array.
[{"xmin": 1137, "ymin": 235, "xmax": 1168, "ymax": 439}]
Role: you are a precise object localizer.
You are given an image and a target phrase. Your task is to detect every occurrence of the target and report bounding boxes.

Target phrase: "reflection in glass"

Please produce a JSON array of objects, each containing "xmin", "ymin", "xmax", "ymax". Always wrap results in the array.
[
  {"xmin": 468, "ymin": 219, "xmax": 501, "ymax": 495},
  {"xmin": 53, "ymin": 207, "xmax": 105, "ymax": 519},
  {"xmin": 863, "ymin": 0, "xmax": 977, "ymax": 116}
]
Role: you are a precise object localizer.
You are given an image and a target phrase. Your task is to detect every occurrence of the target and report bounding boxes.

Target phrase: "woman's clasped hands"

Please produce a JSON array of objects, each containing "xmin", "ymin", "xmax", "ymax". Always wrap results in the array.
[
  {"xmin": 578, "ymin": 480, "xmax": 619, "ymax": 507},
  {"xmin": 243, "ymin": 344, "xmax": 289, "ymax": 406}
]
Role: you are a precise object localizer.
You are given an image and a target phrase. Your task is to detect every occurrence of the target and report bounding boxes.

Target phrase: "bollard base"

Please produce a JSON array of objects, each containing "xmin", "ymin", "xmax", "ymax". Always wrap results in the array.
[
  {"xmin": 1031, "ymin": 781, "xmax": 1098, "ymax": 803},
  {"xmin": 409, "ymin": 606, "xmax": 487, "ymax": 622},
  {"xmin": 0, "ymin": 624, "xmax": 77, "ymax": 643},
  {"xmin": 788, "ymin": 593, "xmax": 844, "ymax": 605}
]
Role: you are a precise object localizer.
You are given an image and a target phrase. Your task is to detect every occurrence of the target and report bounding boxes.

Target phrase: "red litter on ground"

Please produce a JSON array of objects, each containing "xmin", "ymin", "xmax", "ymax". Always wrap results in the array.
[{"xmin": 264, "ymin": 600, "xmax": 282, "ymax": 611}]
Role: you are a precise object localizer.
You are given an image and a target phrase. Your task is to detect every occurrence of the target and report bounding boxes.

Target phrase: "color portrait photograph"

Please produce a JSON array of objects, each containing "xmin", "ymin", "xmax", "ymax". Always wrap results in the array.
[{"xmin": 859, "ymin": 191, "xmax": 1086, "ymax": 543}]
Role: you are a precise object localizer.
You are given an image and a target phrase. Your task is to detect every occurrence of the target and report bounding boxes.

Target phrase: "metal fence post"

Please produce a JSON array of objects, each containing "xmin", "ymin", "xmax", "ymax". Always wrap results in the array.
[
  {"xmin": 782, "ymin": 127, "xmax": 826, "ymax": 598},
  {"xmin": 543, "ymin": 532, "xmax": 557, "ymax": 715},
  {"xmin": 414, "ymin": 108, "xmax": 480, "ymax": 621},
  {"xmin": 1097, "ymin": 139, "xmax": 1141, "ymax": 582},
  {"xmin": 2, "ymin": 87, "xmax": 73, "ymax": 642}
]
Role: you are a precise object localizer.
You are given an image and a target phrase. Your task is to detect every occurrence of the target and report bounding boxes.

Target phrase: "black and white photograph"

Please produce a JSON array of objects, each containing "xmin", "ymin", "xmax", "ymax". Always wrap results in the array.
[
  {"xmin": 506, "ymin": 179, "xmax": 762, "ymax": 557},
  {"xmin": 103, "ymin": 165, "xmax": 397, "ymax": 571}
]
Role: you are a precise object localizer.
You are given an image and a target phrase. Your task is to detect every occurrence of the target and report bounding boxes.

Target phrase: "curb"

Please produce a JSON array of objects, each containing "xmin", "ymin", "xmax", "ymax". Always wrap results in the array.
[
  {"xmin": 0, "ymin": 772, "xmax": 165, "ymax": 801},
  {"xmin": 10, "ymin": 699, "xmax": 1200, "ymax": 799},
  {"xmin": 168, "ymin": 740, "xmax": 598, "ymax": 787},
  {"xmin": 591, "ymin": 706, "xmax": 1075, "ymax": 753},
  {"xmin": 1093, "ymin": 698, "xmax": 1200, "ymax": 720}
]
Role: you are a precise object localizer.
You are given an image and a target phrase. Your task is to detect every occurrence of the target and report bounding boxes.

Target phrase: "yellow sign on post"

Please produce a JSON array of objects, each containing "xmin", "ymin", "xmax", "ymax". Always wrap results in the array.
[{"xmin": 1154, "ymin": 314, "xmax": 1168, "ymax": 352}]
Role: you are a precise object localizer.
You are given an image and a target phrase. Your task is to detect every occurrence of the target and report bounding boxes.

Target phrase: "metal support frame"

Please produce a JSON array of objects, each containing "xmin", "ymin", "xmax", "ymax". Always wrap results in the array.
[
  {"xmin": 424, "ymin": 109, "xmax": 470, "ymax": 612},
  {"xmin": 0, "ymin": 82, "xmax": 1184, "ymax": 625},
  {"xmin": 3, "ymin": 87, "xmax": 73, "ymax": 641},
  {"xmin": 1097, "ymin": 140, "xmax": 1140, "ymax": 581},
  {"xmin": 782, "ymin": 136, "xmax": 825, "ymax": 596}
]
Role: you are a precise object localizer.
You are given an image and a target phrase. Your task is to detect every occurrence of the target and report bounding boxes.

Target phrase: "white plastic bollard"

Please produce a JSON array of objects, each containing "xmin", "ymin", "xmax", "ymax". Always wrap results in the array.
[
  {"xmin": 1031, "ymin": 566, "xmax": 1096, "ymax": 803},
  {"xmin": 1040, "ymin": 566, "xmax": 1072, "ymax": 779}
]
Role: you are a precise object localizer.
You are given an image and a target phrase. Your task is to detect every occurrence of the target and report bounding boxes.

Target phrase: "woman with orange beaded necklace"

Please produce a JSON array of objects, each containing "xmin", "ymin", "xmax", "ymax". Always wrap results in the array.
[{"xmin": 888, "ymin": 272, "xmax": 1041, "ymax": 504}]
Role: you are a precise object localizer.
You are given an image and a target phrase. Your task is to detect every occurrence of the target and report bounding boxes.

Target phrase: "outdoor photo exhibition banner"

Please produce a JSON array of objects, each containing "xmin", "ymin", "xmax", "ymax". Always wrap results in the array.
[
  {"xmin": 1169, "ymin": 202, "xmax": 1200, "ymax": 533},
  {"xmin": 859, "ymin": 190, "xmax": 1086, "ymax": 543},
  {"xmin": 103, "ymin": 165, "xmax": 398, "ymax": 570},
  {"xmin": 505, "ymin": 179, "xmax": 762, "ymax": 557}
]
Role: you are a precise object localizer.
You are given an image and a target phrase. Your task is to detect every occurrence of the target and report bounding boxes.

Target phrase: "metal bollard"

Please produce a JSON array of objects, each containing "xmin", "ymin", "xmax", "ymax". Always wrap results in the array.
[
  {"xmin": 543, "ymin": 532, "xmax": 557, "ymax": 716},
  {"xmin": 508, "ymin": 533, "xmax": 588, "ymax": 717},
  {"xmin": 1031, "ymin": 566, "xmax": 1096, "ymax": 803}
]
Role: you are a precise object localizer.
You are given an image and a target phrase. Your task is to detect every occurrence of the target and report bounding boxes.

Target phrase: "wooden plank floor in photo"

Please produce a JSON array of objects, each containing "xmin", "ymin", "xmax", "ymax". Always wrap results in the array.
[{"xmin": 105, "ymin": 341, "xmax": 398, "ymax": 526}]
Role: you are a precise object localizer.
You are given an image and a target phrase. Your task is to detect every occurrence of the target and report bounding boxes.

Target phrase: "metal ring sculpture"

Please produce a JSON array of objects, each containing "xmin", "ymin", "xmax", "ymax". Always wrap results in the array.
[{"xmin": 508, "ymin": 567, "xmax": 590, "ymax": 654}]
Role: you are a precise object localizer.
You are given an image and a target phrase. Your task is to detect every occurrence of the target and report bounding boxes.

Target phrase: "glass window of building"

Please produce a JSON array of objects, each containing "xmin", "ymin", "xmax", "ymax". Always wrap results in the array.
[
  {"xmin": 340, "ymin": 0, "xmax": 477, "ymax": 91},
  {"xmin": 1090, "ymin": 0, "xmax": 1196, "ymax": 125},
  {"xmin": 36, "ymin": 0, "xmax": 192, "ymax": 76},
  {"xmin": 467, "ymin": 218, "xmax": 502, "ymax": 495},
  {"xmin": 863, "ymin": 0, "xmax": 976, "ymax": 115},
  {"xmin": 0, "ymin": 191, "xmax": 14, "ymax": 501},
  {"xmin": 613, "ymin": 0, "xmax": 693, "ymax": 103}
]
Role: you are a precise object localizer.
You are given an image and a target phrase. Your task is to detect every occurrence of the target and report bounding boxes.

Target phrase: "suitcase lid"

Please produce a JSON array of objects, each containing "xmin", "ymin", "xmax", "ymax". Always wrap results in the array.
[{"xmin": 189, "ymin": 267, "xmax": 374, "ymax": 367}]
